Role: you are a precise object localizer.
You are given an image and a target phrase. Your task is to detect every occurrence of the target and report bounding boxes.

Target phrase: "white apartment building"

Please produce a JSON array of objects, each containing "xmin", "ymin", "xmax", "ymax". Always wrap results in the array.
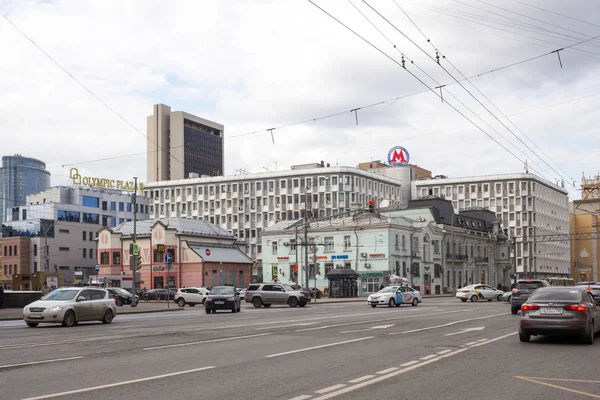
[
  {"xmin": 143, "ymin": 163, "xmax": 410, "ymax": 274},
  {"xmin": 3, "ymin": 186, "xmax": 149, "ymax": 284},
  {"xmin": 413, "ymin": 174, "xmax": 570, "ymax": 278}
]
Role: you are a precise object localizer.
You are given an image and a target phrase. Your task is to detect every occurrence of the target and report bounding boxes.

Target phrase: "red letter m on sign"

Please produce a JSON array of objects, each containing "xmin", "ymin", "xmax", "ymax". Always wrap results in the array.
[{"xmin": 391, "ymin": 149, "xmax": 406, "ymax": 163}]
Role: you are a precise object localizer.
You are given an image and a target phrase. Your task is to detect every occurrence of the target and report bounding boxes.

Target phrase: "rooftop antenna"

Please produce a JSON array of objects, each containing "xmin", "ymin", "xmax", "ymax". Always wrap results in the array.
[
  {"xmin": 263, "ymin": 166, "xmax": 272, "ymax": 173},
  {"xmin": 524, "ymin": 159, "xmax": 529, "ymax": 173}
]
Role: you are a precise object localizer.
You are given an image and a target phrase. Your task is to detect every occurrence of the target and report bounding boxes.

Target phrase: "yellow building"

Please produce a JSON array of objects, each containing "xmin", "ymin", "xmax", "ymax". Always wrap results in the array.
[{"xmin": 569, "ymin": 175, "xmax": 600, "ymax": 282}]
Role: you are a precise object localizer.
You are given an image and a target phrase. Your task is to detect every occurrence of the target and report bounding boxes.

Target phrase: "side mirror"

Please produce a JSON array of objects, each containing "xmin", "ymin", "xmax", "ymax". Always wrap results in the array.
[
  {"xmin": 234, "ymin": 292, "xmax": 240, "ymax": 296},
  {"xmin": 77, "ymin": 296, "xmax": 86, "ymax": 302}
]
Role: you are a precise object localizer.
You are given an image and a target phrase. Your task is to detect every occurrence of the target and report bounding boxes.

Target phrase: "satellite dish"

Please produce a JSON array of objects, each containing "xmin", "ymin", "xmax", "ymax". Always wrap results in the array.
[{"xmin": 380, "ymin": 199, "xmax": 390, "ymax": 209}]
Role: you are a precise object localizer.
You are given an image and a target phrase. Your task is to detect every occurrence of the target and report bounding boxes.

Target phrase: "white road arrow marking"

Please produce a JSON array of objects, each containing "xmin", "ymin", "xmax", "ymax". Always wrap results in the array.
[
  {"xmin": 444, "ymin": 326, "xmax": 485, "ymax": 336},
  {"xmin": 341, "ymin": 324, "xmax": 395, "ymax": 334}
]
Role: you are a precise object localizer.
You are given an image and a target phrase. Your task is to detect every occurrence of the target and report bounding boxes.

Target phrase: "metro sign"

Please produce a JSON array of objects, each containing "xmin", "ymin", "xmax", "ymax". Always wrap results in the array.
[{"xmin": 387, "ymin": 146, "xmax": 410, "ymax": 166}]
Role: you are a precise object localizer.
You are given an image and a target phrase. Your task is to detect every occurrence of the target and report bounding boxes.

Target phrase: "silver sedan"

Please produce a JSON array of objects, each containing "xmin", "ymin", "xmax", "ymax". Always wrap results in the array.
[{"xmin": 23, "ymin": 287, "xmax": 117, "ymax": 327}]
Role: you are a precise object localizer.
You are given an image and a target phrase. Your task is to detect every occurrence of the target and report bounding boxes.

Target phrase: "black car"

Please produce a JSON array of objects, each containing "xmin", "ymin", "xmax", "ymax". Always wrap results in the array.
[
  {"xmin": 106, "ymin": 287, "xmax": 138, "ymax": 307},
  {"xmin": 205, "ymin": 286, "xmax": 241, "ymax": 313},
  {"xmin": 511, "ymin": 279, "xmax": 550, "ymax": 314}
]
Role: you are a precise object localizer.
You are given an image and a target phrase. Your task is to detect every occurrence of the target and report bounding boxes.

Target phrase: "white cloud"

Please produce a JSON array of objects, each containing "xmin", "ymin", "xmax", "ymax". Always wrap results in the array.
[{"xmin": 0, "ymin": 0, "xmax": 598, "ymax": 200}]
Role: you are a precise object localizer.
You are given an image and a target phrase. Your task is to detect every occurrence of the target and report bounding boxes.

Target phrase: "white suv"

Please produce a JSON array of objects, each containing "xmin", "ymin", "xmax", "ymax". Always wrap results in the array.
[{"xmin": 175, "ymin": 287, "xmax": 210, "ymax": 307}]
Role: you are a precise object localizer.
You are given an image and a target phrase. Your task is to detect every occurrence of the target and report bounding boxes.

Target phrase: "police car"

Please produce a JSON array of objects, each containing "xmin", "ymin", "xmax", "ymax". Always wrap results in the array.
[{"xmin": 367, "ymin": 285, "xmax": 422, "ymax": 308}]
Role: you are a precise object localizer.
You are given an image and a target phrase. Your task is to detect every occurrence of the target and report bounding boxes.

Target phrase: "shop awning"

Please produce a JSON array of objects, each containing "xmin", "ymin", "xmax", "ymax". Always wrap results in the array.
[{"xmin": 189, "ymin": 244, "xmax": 253, "ymax": 264}]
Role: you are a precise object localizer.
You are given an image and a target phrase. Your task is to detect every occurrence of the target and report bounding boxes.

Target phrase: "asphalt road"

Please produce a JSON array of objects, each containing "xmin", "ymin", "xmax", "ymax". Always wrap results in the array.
[{"xmin": 0, "ymin": 298, "xmax": 598, "ymax": 400}]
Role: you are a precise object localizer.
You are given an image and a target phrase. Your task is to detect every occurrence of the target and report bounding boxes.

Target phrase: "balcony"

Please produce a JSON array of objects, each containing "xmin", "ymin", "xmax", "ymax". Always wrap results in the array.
[
  {"xmin": 446, "ymin": 254, "xmax": 468, "ymax": 261},
  {"xmin": 474, "ymin": 256, "xmax": 489, "ymax": 263}
]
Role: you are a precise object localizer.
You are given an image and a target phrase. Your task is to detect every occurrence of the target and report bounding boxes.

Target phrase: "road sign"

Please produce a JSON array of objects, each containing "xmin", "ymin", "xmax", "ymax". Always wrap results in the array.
[
  {"xmin": 94, "ymin": 264, "xmax": 100, "ymax": 272},
  {"xmin": 205, "ymin": 248, "xmax": 211, "ymax": 256},
  {"xmin": 387, "ymin": 146, "xmax": 410, "ymax": 166},
  {"xmin": 164, "ymin": 253, "xmax": 173, "ymax": 263},
  {"xmin": 273, "ymin": 277, "xmax": 278, "ymax": 283},
  {"xmin": 131, "ymin": 243, "xmax": 139, "ymax": 256}
]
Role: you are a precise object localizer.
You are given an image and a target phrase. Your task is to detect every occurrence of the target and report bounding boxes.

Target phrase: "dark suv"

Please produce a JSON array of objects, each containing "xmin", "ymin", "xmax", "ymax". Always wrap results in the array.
[{"xmin": 511, "ymin": 279, "xmax": 550, "ymax": 314}]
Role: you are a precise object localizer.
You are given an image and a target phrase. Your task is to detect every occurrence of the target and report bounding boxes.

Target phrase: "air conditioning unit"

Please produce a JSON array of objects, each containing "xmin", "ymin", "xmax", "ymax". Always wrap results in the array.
[
  {"xmin": 364, "ymin": 262, "xmax": 371, "ymax": 268},
  {"xmin": 360, "ymin": 252, "xmax": 368, "ymax": 258}
]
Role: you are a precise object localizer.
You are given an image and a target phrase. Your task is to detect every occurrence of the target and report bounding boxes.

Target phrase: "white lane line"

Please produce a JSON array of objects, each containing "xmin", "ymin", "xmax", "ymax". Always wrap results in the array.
[
  {"xmin": 399, "ymin": 360, "xmax": 419, "ymax": 367},
  {"xmin": 315, "ymin": 384, "xmax": 347, "ymax": 394},
  {"xmin": 476, "ymin": 338, "xmax": 488, "ymax": 342},
  {"xmin": 465, "ymin": 341, "xmax": 478, "ymax": 346},
  {"xmin": 256, "ymin": 322, "xmax": 318, "ymax": 330},
  {"xmin": 0, "ymin": 356, "xmax": 83, "ymax": 370},
  {"xmin": 310, "ymin": 331, "xmax": 517, "ymax": 400},
  {"xmin": 19, "ymin": 366, "xmax": 216, "ymax": 400},
  {"xmin": 296, "ymin": 309, "xmax": 460, "ymax": 332},
  {"xmin": 437, "ymin": 350, "xmax": 452, "ymax": 355},
  {"xmin": 288, "ymin": 396, "xmax": 312, "ymax": 400},
  {"xmin": 389, "ymin": 312, "xmax": 507, "ymax": 335},
  {"xmin": 143, "ymin": 333, "xmax": 272, "ymax": 351},
  {"xmin": 348, "ymin": 375, "xmax": 375, "ymax": 383},
  {"xmin": 265, "ymin": 337, "xmax": 374, "ymax": 358},
  {"xmin": 377, "ymin": 367, "xmax": 399, "ymax": 374},
  {"xmin": 420, "ymin": 354, "xmax": 437, "ymax": 361}
]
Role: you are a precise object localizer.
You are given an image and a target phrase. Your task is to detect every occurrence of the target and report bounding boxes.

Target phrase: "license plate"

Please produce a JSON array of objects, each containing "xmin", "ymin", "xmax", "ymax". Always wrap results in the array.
[
  {"xmin": 215, "ymin": 301, "xmax": 224, "ymax": 304},
  {"xmin": 540, "ymin": 308, "xmax": 563, "ymax": 315},
  {"xmin": 28, "ymin": 314, "xmax": 43, "ymax": 319}
]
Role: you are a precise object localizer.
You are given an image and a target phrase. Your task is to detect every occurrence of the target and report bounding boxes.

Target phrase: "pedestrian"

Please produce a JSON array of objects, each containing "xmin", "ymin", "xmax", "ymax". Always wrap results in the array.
[
  {"xmin": 425, "ymin": 284, "xmax": 431, "ymax": 295},
  {"xmin": 0, "ymin": 283, "xmax": 4, "ymax": 309},
  {"xmin": 379, "ymin": 283, "xmax": 385, "ymax": 291},
  {"xmin": 41, "ymin": 282, "xmax": 51, "ymax": 296}
]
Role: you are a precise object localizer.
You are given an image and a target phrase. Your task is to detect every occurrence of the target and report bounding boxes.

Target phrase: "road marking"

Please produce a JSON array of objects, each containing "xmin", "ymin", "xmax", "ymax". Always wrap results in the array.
[
  {"xmin": 389, "ymin": 312, "xmax": 506, "ymax": 335},
  {"xmin": 514, "ymin": 376, "xmax": 600, "ymax": 399},
  {"xmin": 399, "ymin": 360, "xmax": 419, "ymax": 367},
  {"xmin": 296, "ymin": 309, "xmax": 461, "ymax": 332},
  {"xmin": 476, "ymin": 338, "xmax": 488, "ymax": 342},
  {"xmin": 465, "ymin": 341, "xmax": 478, "ymax": 346},
  {"xmin": 0, "ymin": 356, "xmax": 83, "ymax": 370},
  {"xmin": 377, "ymin": 367, "xmax": 399, "ymax": 374},
  {"xmin": 445, "ymin": 326, "xmax": 486, "ymax": 336},
  {"xmin": 143, "ymin": 333, "xmax": 272, "ymax": 350},
  {"xmin": 437, "ymin": 350, "xmax": 452, "ymax": 355},
  {"xmin": 348, "ymin": 375, "xmax": 375, "ymax": 383},
  {"xmin": 515, "ymin": 377, "xmax": 600, "ymax": 383},
  {"xmin": 288, "ymin": 396, "xmax": 312, "ymax": 400},
  {"xmin": 256, "ymin": 322, "xmax": 318, "ymax": 330},
  {"xmin": 307, "ymin": 331, "xmax": 517, "ymax": 400},
  {"xmin": 420, "ymin": 354, "xmax": 437, "ymax": 361},
  {"xmin": 340, "ymin": 324, "xmax": 395, "ymax": 334},
  {"xmin": 265, "ymin": 337, "xmax": 374, "ymax": 358},
  {"xmin": 19, "ymin": 366, "xmax": 216, "ymax": 399},
  {"xmin": 315, "ymin": 384, "xmax": 346, "ymax": 394}
]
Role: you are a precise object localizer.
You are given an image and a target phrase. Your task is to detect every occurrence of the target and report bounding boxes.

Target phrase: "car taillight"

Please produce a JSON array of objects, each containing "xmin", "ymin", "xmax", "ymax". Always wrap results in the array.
[
  {"xmin": 512, "ymin": 288, "xmax": 519, "ymax": 293},
  {"xmin": 461, "ymin": 290, "xmax": 470, "ymax": 293},
  {"xmin": 564, "ymin": 304, "xmax": 587, "ymax": 312},
  {"xmin": 521, "ymin": 304, "xmax": 539, "ymax": 311},
  {"xmin": 245, "ymin": 291, "xmax": 249, "ymax": 297}
]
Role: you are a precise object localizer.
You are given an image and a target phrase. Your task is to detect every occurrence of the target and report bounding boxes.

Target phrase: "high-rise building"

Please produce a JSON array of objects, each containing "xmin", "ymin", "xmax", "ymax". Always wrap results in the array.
[
  {"xmin": 0, "ymin": 155, "xmax": 51, "ymax": 227},
  {"xmin": 147, "ymin": 104, "xmax": 224, "ymax": 182},
  {"xmin": 413, "ymin": 173, "xmax": 570, "ymax": 279}
]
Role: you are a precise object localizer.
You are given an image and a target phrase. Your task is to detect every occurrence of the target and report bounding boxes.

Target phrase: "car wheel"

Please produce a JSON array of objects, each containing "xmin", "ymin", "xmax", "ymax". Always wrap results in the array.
[
  {"xmin": 202, "ymin": 298, "xmax": 206, "ymax": 305},
  {"xmin": 177, "ymin": 298, "xmax": 186, "ymax": 307},
  {"xmin": 62, "ymin": 310, "xmax": 76, "ymax": 327},
  {"xmin": 460, "ymin": 299, "xmax": 467, "ymax": 302},
  {"xmin": 116, "ymin": 298, "xmax": 124, "ymax": 307},
  {"xmin": 470, "ymin": 295, "xmax": 478, "ymax": 302},
  {"xmin": 263, "ymin": 304, "xmax": 272, "ymax": 308},
  {"xmin": 371, "ymin": 304, "xmax": 377, "ymax": 308},
  {"xmin": 487, "ymin": 299, "xmax": 492, "ymax": 302},
  {"xmin": 288, "ymin": 297, "xmax": 299, "ymax": 308},
  {"xmin": 395, "ymin": 303, "xmax": 400, "ymax": 307},
  {"xmin": 102, "ymin": 309, "xmax": 114, "ymax": 324},
  {"xmin": 26, "ymin": 322, "xmax": 38, "ymax": 327},
  {"xmin": 519, "ymin": 332, "xmax": 531, "ymax": 342},
  {"xmin": 237, "ymin": 306, "xmax": 241, "ymax": 312},
  {"xmin": 231, "ymin": 305, "xmax": 236, "ymax": 313},
  {"xmin": 298, "ymin": 303, "xmax": 306, "ymax": 308},
  {"xmin": 252, "ymin": 297, "xmax": 263, "ymax": 308},
  {"xmin": 388, "ymin": 298, "xmax": 395, "ymax": 308},
  {"xmin": 583, "ymin": 322, "xmax": 595, "ymax": 345},
  {"xmin": 211, "ymin": 309, "xmax": 216, "ymax": 314},
  {"xmin": 511, "ymin": 307, "xmax": 519, "ymax": 315},
  {"xmin": 497, "ymin": 294, "xmax": 502, "ymax": 302},
  {"xmin": 205, "ymin": 308, "xmax": 211, "ymax": 314},
  {"xmin": 189, "ymin": 304, "xmax": 196, "ymax": 307},
  {"xmin": 411, "ymin": 298, "xmax": 418, "ymax": 307}
]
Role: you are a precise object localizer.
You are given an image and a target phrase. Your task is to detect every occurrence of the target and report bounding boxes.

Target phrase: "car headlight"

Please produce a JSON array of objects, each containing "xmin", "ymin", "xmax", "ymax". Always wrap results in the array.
[
  {"xmin": 48, "ymin": 306, "xmax": 63, "ymax": 313},
  {"xmin": 226, "ymin": 297, "xmax": 235, "ymax": 301},
  {"xmin": 206, "ymin": 296, "xmax": 213, "ymax": 301}
]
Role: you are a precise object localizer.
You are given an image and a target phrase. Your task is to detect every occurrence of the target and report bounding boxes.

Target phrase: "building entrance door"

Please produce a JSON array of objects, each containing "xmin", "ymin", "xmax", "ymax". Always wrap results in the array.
[{"xmin": 154, "ymin": 276, "xmax": 164, "ymax": 289}]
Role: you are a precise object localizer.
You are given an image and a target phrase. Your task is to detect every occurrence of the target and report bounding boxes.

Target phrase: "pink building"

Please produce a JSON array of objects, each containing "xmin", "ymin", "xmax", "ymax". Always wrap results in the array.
[{"xmin": 97, "ymin": 218, "xmax": 253, "ymax": 289}]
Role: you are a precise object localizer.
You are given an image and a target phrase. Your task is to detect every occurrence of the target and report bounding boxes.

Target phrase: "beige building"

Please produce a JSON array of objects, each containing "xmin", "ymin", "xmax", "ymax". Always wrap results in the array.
[{"xmin": 147, "ymin": 104, "xmax": 224, "ymax": 182}]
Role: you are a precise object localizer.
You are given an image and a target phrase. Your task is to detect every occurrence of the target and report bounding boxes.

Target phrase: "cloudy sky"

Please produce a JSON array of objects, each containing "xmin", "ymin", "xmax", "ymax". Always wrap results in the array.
[{"xmin": 1, "ymin": 0, "xmax": 598, "ymax": 199}]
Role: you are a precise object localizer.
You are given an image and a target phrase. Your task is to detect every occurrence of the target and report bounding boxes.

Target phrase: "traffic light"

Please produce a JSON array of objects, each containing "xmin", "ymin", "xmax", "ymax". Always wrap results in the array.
[
  {"xmin": 368, "ymin": 199, "xmax": 374, "ymax": 213},
  {"xmin": 130, "ymin": 255, "xmax": 142, "ymax": 271}
]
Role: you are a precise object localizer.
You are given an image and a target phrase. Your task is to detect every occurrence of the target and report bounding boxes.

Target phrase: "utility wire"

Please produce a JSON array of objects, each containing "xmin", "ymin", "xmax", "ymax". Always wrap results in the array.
[
  {"xmin": 510, "ymin": 0, "xmax": 600, "ymax": 29},
  {"xmin": 307, "ymin": 0, "xmax": 548, "ymax": 180},
  {"xmin": 363, "ymin": 0, "xmax": 588, "ymax": 191},
  {"xmin": 0, "ymin": 8, "xmax": 185, "ymax": 168},
  {"xmin": 393, "ymin": 0, "xmax": 578, "ymax": 187}
]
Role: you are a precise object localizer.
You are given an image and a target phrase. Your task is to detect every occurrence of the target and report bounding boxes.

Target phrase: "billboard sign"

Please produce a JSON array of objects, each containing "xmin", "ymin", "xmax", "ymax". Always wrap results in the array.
[{"xmin": 387, "ymin": 146, "xmax": 410, "ymax": 166}]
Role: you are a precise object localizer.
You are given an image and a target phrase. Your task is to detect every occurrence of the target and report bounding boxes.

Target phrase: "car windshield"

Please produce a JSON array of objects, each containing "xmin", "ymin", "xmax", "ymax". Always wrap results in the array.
[
  {"xmin": 529, "ymin": 289, "xmax": 582, "ymax": 302},
  {"xmin": 211, "ymin": 287, "xmax": 235, "ymax": 295},
  {"xmin": 516, "ymin": 281, "xmax": 545, "ymax": 290},
  {"xmin": 42, "ymin": 290, "xmax": 79, "ymax": 301},
  {"xmin": 283, "ymin": 284, "xmax": 294, "ymax": 291},
  {"xmin": 379, "ymin": 286, "xmax": 398, "ymax": 293}
]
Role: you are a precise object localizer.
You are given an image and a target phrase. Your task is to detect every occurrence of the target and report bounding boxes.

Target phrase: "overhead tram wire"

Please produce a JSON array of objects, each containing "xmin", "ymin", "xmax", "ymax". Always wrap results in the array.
[
  {"xmin": 363, "ymin": 0, "xmax": 591, "ymax": 191},
  {"xmin": 348, "ymin": 0, "xmax": 557, "ymax": 182},
  {"xmin": 0, "ymin": 9, "xmax": 185, "ymax": 169},
  {"xmin": 510, "ymin": 0, "xmax": 600, "ymax": 30},
  {"xmin": 306, "ymin": 0, "xmax": 549, "ymax": 180},
  {"xmin": 392, "ymin": 0, "xmax": 578, "ymax": 188}
]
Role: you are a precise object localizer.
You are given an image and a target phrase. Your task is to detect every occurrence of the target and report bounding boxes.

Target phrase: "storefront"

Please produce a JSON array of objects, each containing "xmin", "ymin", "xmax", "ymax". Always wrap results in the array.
[{"xmin": 326, "ymin": 268, "xmax": 358, "ymax": 298}]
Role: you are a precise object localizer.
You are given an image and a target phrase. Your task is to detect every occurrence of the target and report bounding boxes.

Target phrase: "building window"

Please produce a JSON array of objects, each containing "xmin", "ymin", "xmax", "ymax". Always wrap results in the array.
[
  {"xmin": 113, "ymin": 252, "xmax": 121, "ymax": 265},
  {"xmin": 119, "ymin": 202, "xmax": 124, "ymax": 211},
  {"xmin": 89, "ymin": 249, "xmax": 94, "ymax": 259},
  {"xmin": 83, "ymin": 213, "xmax": 100, "ymax": 224},
  {"xmin": 110, "ymin": 218, "xmax": 117, "ymax": 228},
  {"xmin": 100, "ymin": 252, "xmax": 110, "ymax": 264},
  {"xmin": 33, "ymin": 262, "xmax": 38, "ymax": 273},
  {"xmin": 59, "ymin": 247, "xmax": 69, "ymax": 251},
  {"xmin": 110, "ymin": 201, "xmax": 116, "ymax": 211},
  {"xmin": 324, "ymin": 237, "xmax": 334, "ymax": 252},
  {"xmin": 3, "ymin": 265, "xmax": 6, "ymax": 275},
  {"xmin": 344, "ymin": 235, "xmax": 351, "ymax": 250},
  {"xmin": 82, "ymin": 231, "xmax": 87, "ymax": 241},
  {"xmin": 153, "ymin": 250, "xmax": 163, "ymax": 263},
  {"xmin": 289, "ymin": 239, "xmax": 296, "ymax": 253},
  {"xmin": 13, "ymin": 245, "xmax": 17, "ymax": 256},
  {"xmin": 82, "ymin": 196, "xmax": 99, "ymax": 208},
  {"xmin": 272, "ymin": 242, "xmax": 278, "ymax": 254},
  {"xmin": 127, "ymin": 203, "xmax": 132, "ymax": 212},
  {"xmin": 57, "ymin": 210, "xmax": 81, "ymax": 222},
  {"xmin": 83, "ymin": 248, "xmax": 87, "ymax": 258},
  {"xmin": 33, "ymin": 244, "xmax": 38, "ymax": 256},
  {"xmin": 102, "ymin": 201, "xmax": 108, "ymax": 211},
  {"xmin": 9, "ymin": 246, "xmax": 12, "ymax": 256}
]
